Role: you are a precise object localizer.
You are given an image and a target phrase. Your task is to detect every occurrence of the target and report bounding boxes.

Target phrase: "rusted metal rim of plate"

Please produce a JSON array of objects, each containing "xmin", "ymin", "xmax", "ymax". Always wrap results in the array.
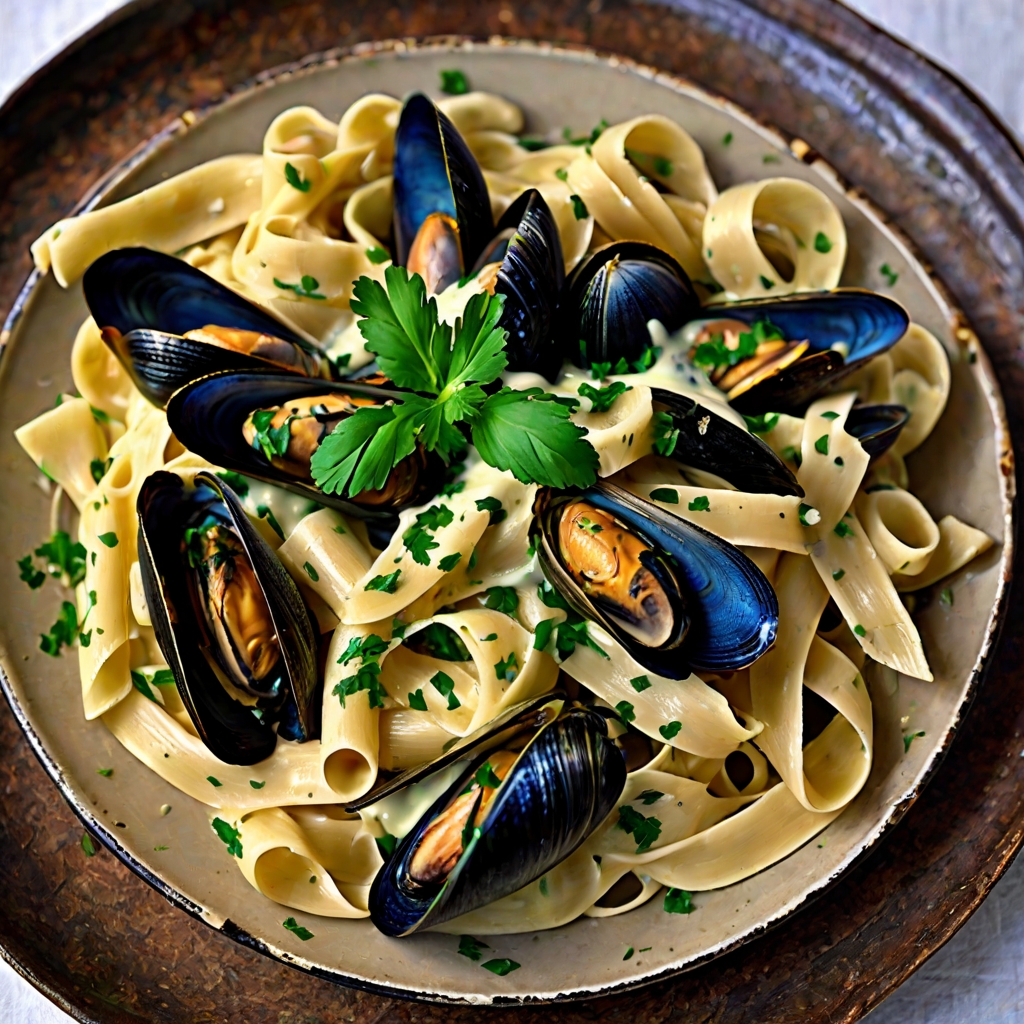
[{"xmin": 0, "ymin": 1, "xmax": 1022, "ymax": 1021}]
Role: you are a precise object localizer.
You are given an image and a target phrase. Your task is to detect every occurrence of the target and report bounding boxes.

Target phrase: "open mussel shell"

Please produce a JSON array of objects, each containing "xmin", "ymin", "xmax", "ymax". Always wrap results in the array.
[
  {"xmin": 364, "ymin": 696, "xmax": 626, "ymax": 936},
  {"xmin": 532, "ymin": 481, "xmax": 778, "ymax": 677},
  {"xmin": 650, "ymin": 387, "xmax": 803, "ymax": 496},
  {"xmin": 695, "ymin": 289, "xmax": 909, "ymax": 414},
  {"xmin": 393, "ymin": 93, "xmax": 493, "ymax": 293},
  {"xmin": 845, "ymin": 403, "xmax": 909, "ymax": 458},
  {"xmin": 137, "ymin": 470, "xmax": 319, "ymax": 765},
  {"xmin": 565, "ymin": 242, "xmax": 701, "ymax": 370},
  {"xmin": 166, "ymin": 370, "xmax": 440, "ymax": 522},
  {"xmin": 477, "ymin": 188, "xmax": 565, "ymax": 381},
  {"xmin": 84, "ymin": 247, "xmax": 328, "ymax": 407}
]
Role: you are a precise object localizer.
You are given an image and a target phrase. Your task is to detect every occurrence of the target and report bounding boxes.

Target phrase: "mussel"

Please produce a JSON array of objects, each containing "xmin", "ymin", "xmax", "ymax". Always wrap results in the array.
[
  {"xmin": 166, "ymin": 371, "xmax": 438, "ymax": 522},
  {"xmin": 393, "ymin": 94, "xmax": 493, "ymax": 294},
  {"xmin": 686, "ymin": 289, "xmax": 909, "ymax": 414},
  {"xmin": 473, "ymin": 189, "xmax": 564, "ymax": 381},
  {"xmin": 845, "ymin": 403, "xmax": 909, "ymax": 458},
  {"xmin": 649, "ymin": 387, "xmax": 803, "ymax": 496},
  {"xmin": 137, "ymin": 470, "xmax": 319, "ymax": 764},
  {"xmin": 564, "ymin": 242, "xmax": 701, "ymax": 371},
  {"xmin": 84, "ymin": 248, "xmax": 331, "ymax": 407},
  {"xmin": 357, "ymin": 695, "xmax": 625, "ymax": 936},
  {"xmin": 532, "ymin": 482, "xmax": 778, "ymax": 677}
]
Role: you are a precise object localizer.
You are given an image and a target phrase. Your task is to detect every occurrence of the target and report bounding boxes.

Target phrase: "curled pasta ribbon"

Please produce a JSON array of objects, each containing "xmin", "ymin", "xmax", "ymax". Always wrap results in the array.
[
  {"xmin": 750, "ymin": 554, "xmax": 872, "ymax": 813},
  {"xmin": 437, "ymin": 92, "xmax": 525, "ymax": 135},
  {"xmin": 571, "ymin": 383, "xmax": 655, "ymax": 477},
  {"xmin": 856, "ymin": 486, "xmax": 939, "ymax": 576},
  {"xmin": 566, "ymin": 114, "xmax": 717, "ymax": 281},
  {"xmin": 890, "ymin": 324, "xmax": 951, "ymax": 455},
  {"xmin": 892, "ymin": 514, "xmax": 994, "ymax": 592},
  {"xmin": 234, "ymin": 806, "xmax": 381, "ymax": 917},
  {"xmin": 71, "ymin": 317, "xmax": 135, "ymax": 421},
  {"xmin": 703, "ymin": 177, "xmax": 846, "ymax": 299},
  {"xmin": 31, "ymin": 154, "xmax": 263, "ymax": 287}
]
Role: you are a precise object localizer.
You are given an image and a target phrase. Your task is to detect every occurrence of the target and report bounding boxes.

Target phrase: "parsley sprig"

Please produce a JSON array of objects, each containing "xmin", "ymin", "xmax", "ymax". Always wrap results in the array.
[{"xmin": 309, "ymin": 268, "xmax": 599, "ymax": 496}]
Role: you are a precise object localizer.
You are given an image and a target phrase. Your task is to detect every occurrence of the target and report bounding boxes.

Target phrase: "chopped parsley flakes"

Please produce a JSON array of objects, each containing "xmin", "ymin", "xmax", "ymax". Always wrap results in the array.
[{"xmin": 617, "ymin": 804, "xmax": 662, "ymax": 852}]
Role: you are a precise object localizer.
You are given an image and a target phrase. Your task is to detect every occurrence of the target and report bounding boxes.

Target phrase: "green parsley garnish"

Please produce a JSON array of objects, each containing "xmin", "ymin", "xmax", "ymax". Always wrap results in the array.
[
  {"xmin": 539, "ymin": 876, "xmax": 549, "ymax": 896},
  {"xmin": 623, "ymin": 947, "xmax": 635, "ymax": 961},
  {"xmin": 814, "ymin": 231, "xmax": 832, "ymax": 253},
  {"xmin": 880, "ymin": 263, "xmax": 899, "ymax": 286},
  {"xmin": 781, "ymin": 444, "xmax": 802, "ymax": 468},
  {"xmin": 617, "ymin": 804, "xmax": 662, "ymax": 852},
  {"xmin": 940, "ymin": 587, "xmax": 954, "ymax": 607},
  {"xmin": 722, "ymin": 132, "xmax": 733, "ymax": 145},
  {"xmin": 458, "ymin": 935, "xmax": 488, "ymax": 961},
  {"xmin": 694, "ymin": 319, "xmax": 782, "ymax": 371},
  {"xmin": 495, "ymin": 652, "xmax": 518, "ymax": 683},
  {"xmin": 402, "ymin": 503, "xmax": 454, "ymax": 566},
  {"xmin": 664, "ymin": 888, "xmax": 694, "ymax": 914},
  {"xmin": 798, "ymin": 503, "xmax": 820, "ymax": 526},
  {"xmin": 484, "ymin": 586, "xmax": 519, "ymax": 615},
  {"xmin": 365, "ymin": 245, "xmax": 390, "ymax": 264},
  {"xmin": 660, "ymin": 720, "xmax": 683, "ymax": 740},
  {"xmin": 303, "ymin": 561, "xmax": 319, "ymax": 582},
  {"xmin": 274, "ymin": 275, "xmax": 326, "ymax": 300},
  {"xmin": 832, "ymin": 568, "xmax": 846, "ymax": 581},
  {"xmin": 474, "ymin": 762, "xmax": 502, "ymax": 789},
  {"xmin": 207, "ymin": 776, "xmax": 222, "ymax": 787},
  {"xmin": 475, "ymin": 496, "xmax": 507, "ymax": 524},
  {"xmin": 482, "ymin": 958, "xmax": 520, "ymax": 976},
  {"xmin": 376, "ymin": 833, "xmax": 398, "ymax": 858},
  {"xmin": 554, "ymin": 167, "xmax": 568, "ymax": 181},
  {"xmin": 283, "ymin": 917, "xmax": 314, "ymax": 941},
  {"xmin": 743, "ymin": 412, "xmax": 780, "ymax": 434},
  {"xmin": 310, "ymin": 268, "xmax": 598, "ymax": 496},
  {"xmin": 337, "ymin": 634, "xmax": 389, "ymax": 666},
  {"xmin": 364, "ymin": 570, "xmax": 401, "ymax": 593},
  {"xmin": 90, "ymin": 457, "xmax": 112, "ymax": 483},
  {"xmin": 688, "ymin": 495, "xmax": 710, "ymax": 512},
  {"xmin": 650, "ymin": 487, "xmax": 678, "ymax": 504},
  {"xmin": 814, "ymin": 434, "xmax": 830, "ymax": 455},
  {"xmin": 440, "ymin": 69, "xmax": 469, "ymax": 95},
  {"xmin": 615, "ymin": 700, "xmax": 636, "ymax": 725},
  {"xmin": 40, "ymin": 601, "xmax": 80, "ymax": 657},
  {"xmin": 570, "ymin": 194, "xmax": 589, "ymax": 220},
  {"xmin": 408, "ymin": 688, "xmax": 428, "ymax": 711},
  {"xmin": 17, "ymin": 555, "xmax": 44, "ymax": 589},
  {"xmin": 638, "ymin": 789, "xmax": 664, "ymax": 805},
  {"xmin": 212, "ymin": 817, "xmax": 243, "ymax": 857},
  {"xmin": 903, "ymin": 730, "xmax": 926, "ymax": 753},
  {"xmin": 853, "ymin": 624, "xmax": 867, "ymax": 637},
  {"xmin": 533, "ymin": 618, "xmax": 556, "ymax": 651},
  {"xmin": 81, "ymin": 833, "xmax": 96, "ymax": 857},
  {"xmin": 438, "ymin": 552, "xmax": 462, "ymax": 572},
  {"xmin": 630, "ymin": 675, "xmax": 652, "ymax": 692},
  {"xmin": 833, "ymin": 521, "xmax": 854, "ymax": 539},
  {"xmin": 431, "ymin": 671, "xmax": 462, "ymax": 711},
  {"xmin": 250, "ymin": 780, "xmax": 266, "ymax": 789},
  {"xmin": 334, "ymin": 658, "xmax": 387, "ymax": 709},
  {"xmin": 97, "ymin": 768, "xmax": 113, "ymax": 777},
  {"xmin": 216, "ymin": 470, "xmax": 250, "ymax": 497},
  {"xmin": 578, "ymin": 380, "xmax": 631, "ymax": 413},
  {"xmin": 256, "ymin": 504, "xmax": 284, "ymax": 539},
  {"xmin": 284, "ymin": 162, "xmax": 311, "ymax": 192},
  {"xmin": 759, "ymin": 275, "xmax": 775, "ymax": 289}
]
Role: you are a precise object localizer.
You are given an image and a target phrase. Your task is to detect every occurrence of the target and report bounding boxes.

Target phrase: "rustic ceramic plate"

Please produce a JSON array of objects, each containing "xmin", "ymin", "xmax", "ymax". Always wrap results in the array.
[{"xmin": 0, "ymin": 38, "xmax": 1011, "ymax": 1005}]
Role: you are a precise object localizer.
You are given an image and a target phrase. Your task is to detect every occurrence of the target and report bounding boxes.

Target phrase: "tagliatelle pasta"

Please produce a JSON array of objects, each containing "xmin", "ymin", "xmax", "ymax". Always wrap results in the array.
[{"xmin": 17, "ymin": 79, "xmax": 996, "ymax": 941}]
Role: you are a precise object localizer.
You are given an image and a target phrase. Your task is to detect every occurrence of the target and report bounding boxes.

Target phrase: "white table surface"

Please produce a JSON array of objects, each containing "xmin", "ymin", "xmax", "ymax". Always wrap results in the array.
[{"xmin": 1, "ymin": 1, "xmax": 1023, "ymax": 1020}]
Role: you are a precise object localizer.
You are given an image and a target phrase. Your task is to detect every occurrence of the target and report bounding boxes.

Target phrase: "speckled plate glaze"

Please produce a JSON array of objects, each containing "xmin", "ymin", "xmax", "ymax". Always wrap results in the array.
[{"xmin": 0, "ymin": 38, "xmax": 1011, "ymax": 1006}]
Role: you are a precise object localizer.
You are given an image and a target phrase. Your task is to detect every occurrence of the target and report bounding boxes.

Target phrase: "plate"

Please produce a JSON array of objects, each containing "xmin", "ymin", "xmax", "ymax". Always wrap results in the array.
[{"xmin": 0, "ymin": 2, "xmax": 1020, "ymax": 1020}]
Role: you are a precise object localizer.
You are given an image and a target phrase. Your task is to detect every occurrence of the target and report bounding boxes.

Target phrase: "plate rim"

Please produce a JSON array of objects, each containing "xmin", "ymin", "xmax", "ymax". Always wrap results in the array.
[{"xmin": 0, "ymin": 23, "xmax": 1017, "ymax": 1013}]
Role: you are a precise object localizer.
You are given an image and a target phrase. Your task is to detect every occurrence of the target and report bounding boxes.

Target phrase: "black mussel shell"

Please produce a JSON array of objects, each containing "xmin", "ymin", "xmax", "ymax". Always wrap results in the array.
[
  {"xmin": 166, "ymin": 370, "xmax": 441, "ymax": 522},
  {"xmin": 482, "ymin": 189, "xmax": 565, "ymax": 382},
  {"xmin": 845, "ymin": 403, "xmax": 909, "ymax": 458},
  {"xmin": 366, "ymin": 697, "xmax": 625, "ymax": 936},
  {"xmin": 650, "ymin": 387, "xmax": 803, "ymax": 497},
  {"xmin": 84, "ymin": 248, "xmax": 327, "ymax": 407},
  {"xmin": 137, "ymin": 470, "xmax": 319, "ymax": 764},
  {"xmin": 696, "ymin": 289, "xmax": 909, "ymax": 414},
  {"xmin": 565, "ymin": 242, "xmax": 701, "ymax": 370},
  {"xmin": 532, "ymin": 482, "xmax": 778, "ymax": 677},
  {"xmin": 393, "ymin": 94, "xmax": 493, "ymax": 292}
]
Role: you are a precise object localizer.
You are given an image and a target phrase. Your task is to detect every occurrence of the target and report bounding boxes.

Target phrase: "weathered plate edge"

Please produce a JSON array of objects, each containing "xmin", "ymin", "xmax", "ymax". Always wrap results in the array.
[{"xmin": 0, "ymin": 29, "xmax": 1016, "ymax": 1010}]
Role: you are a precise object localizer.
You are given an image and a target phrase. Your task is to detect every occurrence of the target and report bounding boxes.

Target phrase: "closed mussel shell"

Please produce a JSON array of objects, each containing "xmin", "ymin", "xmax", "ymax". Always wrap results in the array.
[
  {"xmin": 565, "ymin": 242, "xmax": 701, "ymax": 370},
  {"xmin": 845, "ymin": 403, "xmax": 909, "ymax": 458},
  {"xmin": 137, "ymin": 470, "xmax": 319, "ymax": 765},
  {"xmin": 166, "ymin": 370, "xmax": 440, "ymax": 522},
  {"xmin": 84, "ymin": 247, "xmax": 328, "ymax": 406},
  {"xmin": 650, "ymin": 387, "xmax": 803, "ymax": 496},
  {"xmin": 366, "ymin": 697, "xmax": 626, "ymax": 936},
  {"xmin": 532, "ymin": 481, "xmax": 778, "ymax": 677}
]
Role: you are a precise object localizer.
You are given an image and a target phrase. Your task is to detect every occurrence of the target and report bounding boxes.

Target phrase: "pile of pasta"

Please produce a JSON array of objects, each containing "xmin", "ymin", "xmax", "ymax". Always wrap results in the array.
[{"xmin": 18, "ymin": 88, "xmax": 994, "ymax": 932}]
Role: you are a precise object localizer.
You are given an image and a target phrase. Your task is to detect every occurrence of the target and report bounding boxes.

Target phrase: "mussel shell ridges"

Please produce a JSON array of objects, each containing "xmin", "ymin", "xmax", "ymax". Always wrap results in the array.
[
  {"xmin": 166, "ymin": 370, "xmax": 442, "ymax": 522},
  {"xmin": 392, "ymin": 94, "xmax": 493, "ymax": 278},
  {"xmin": 650, "ymin": 387, "xmax": 803, "ymax": 497},
  {"xmin": 488, "ymin": 189, "xmax": 565, "ymax": 382},
  {"xmin": 367, "ymin": 698, "xmax": 625, "ymax": 936},
  {"xmin": 699, "ymin": 289, "xmax": 909, "ymax": 414},
  {"xmin": 84, "ymin": 247, "xmax": 308, "ymax": 344},
  {"xmin": 566, "ymin": 242, "xmax": 701, "ymax": 370},
  {"xmin": 137, "ymin": 470, "xmax": 319, "ymax": 765},
  {"xmin": 533, "ymin": 481, "xmax": 779, "ymax": 677}
]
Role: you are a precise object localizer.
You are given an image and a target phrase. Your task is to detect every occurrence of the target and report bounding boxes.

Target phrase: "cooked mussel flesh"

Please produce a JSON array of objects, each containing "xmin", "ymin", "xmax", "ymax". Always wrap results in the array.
[
  {"xmin": 564, "ymin": 242, "xmax": 701, "ymax": 371},
  {"xmin": 532, "ymin": 482, "xmax": 778, "ymax": 677},
  {"xmin": 166, "ymin": 371, "xmax": 438, "ymax": 520},
  {"xmin": 84, "ymin": 247, "xmax": 330, "ymax": 407},
  {"xmin": 393, "ymin": 94, "xmax": 493, "ymax": 293},
  {"xmin": 686, "ymin": 290, "xmax": 909, "ymax": 414},
  {"xmin": 649, "ymin": 387, "xmax": 803, "ymax": 496},
  {"xmin": 137, "ymin": 470, "xmax": 319, "ymax": 764},
  {"xmin": 362, "ymin": 696, "xmax": 625, "ymax": 936}
]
